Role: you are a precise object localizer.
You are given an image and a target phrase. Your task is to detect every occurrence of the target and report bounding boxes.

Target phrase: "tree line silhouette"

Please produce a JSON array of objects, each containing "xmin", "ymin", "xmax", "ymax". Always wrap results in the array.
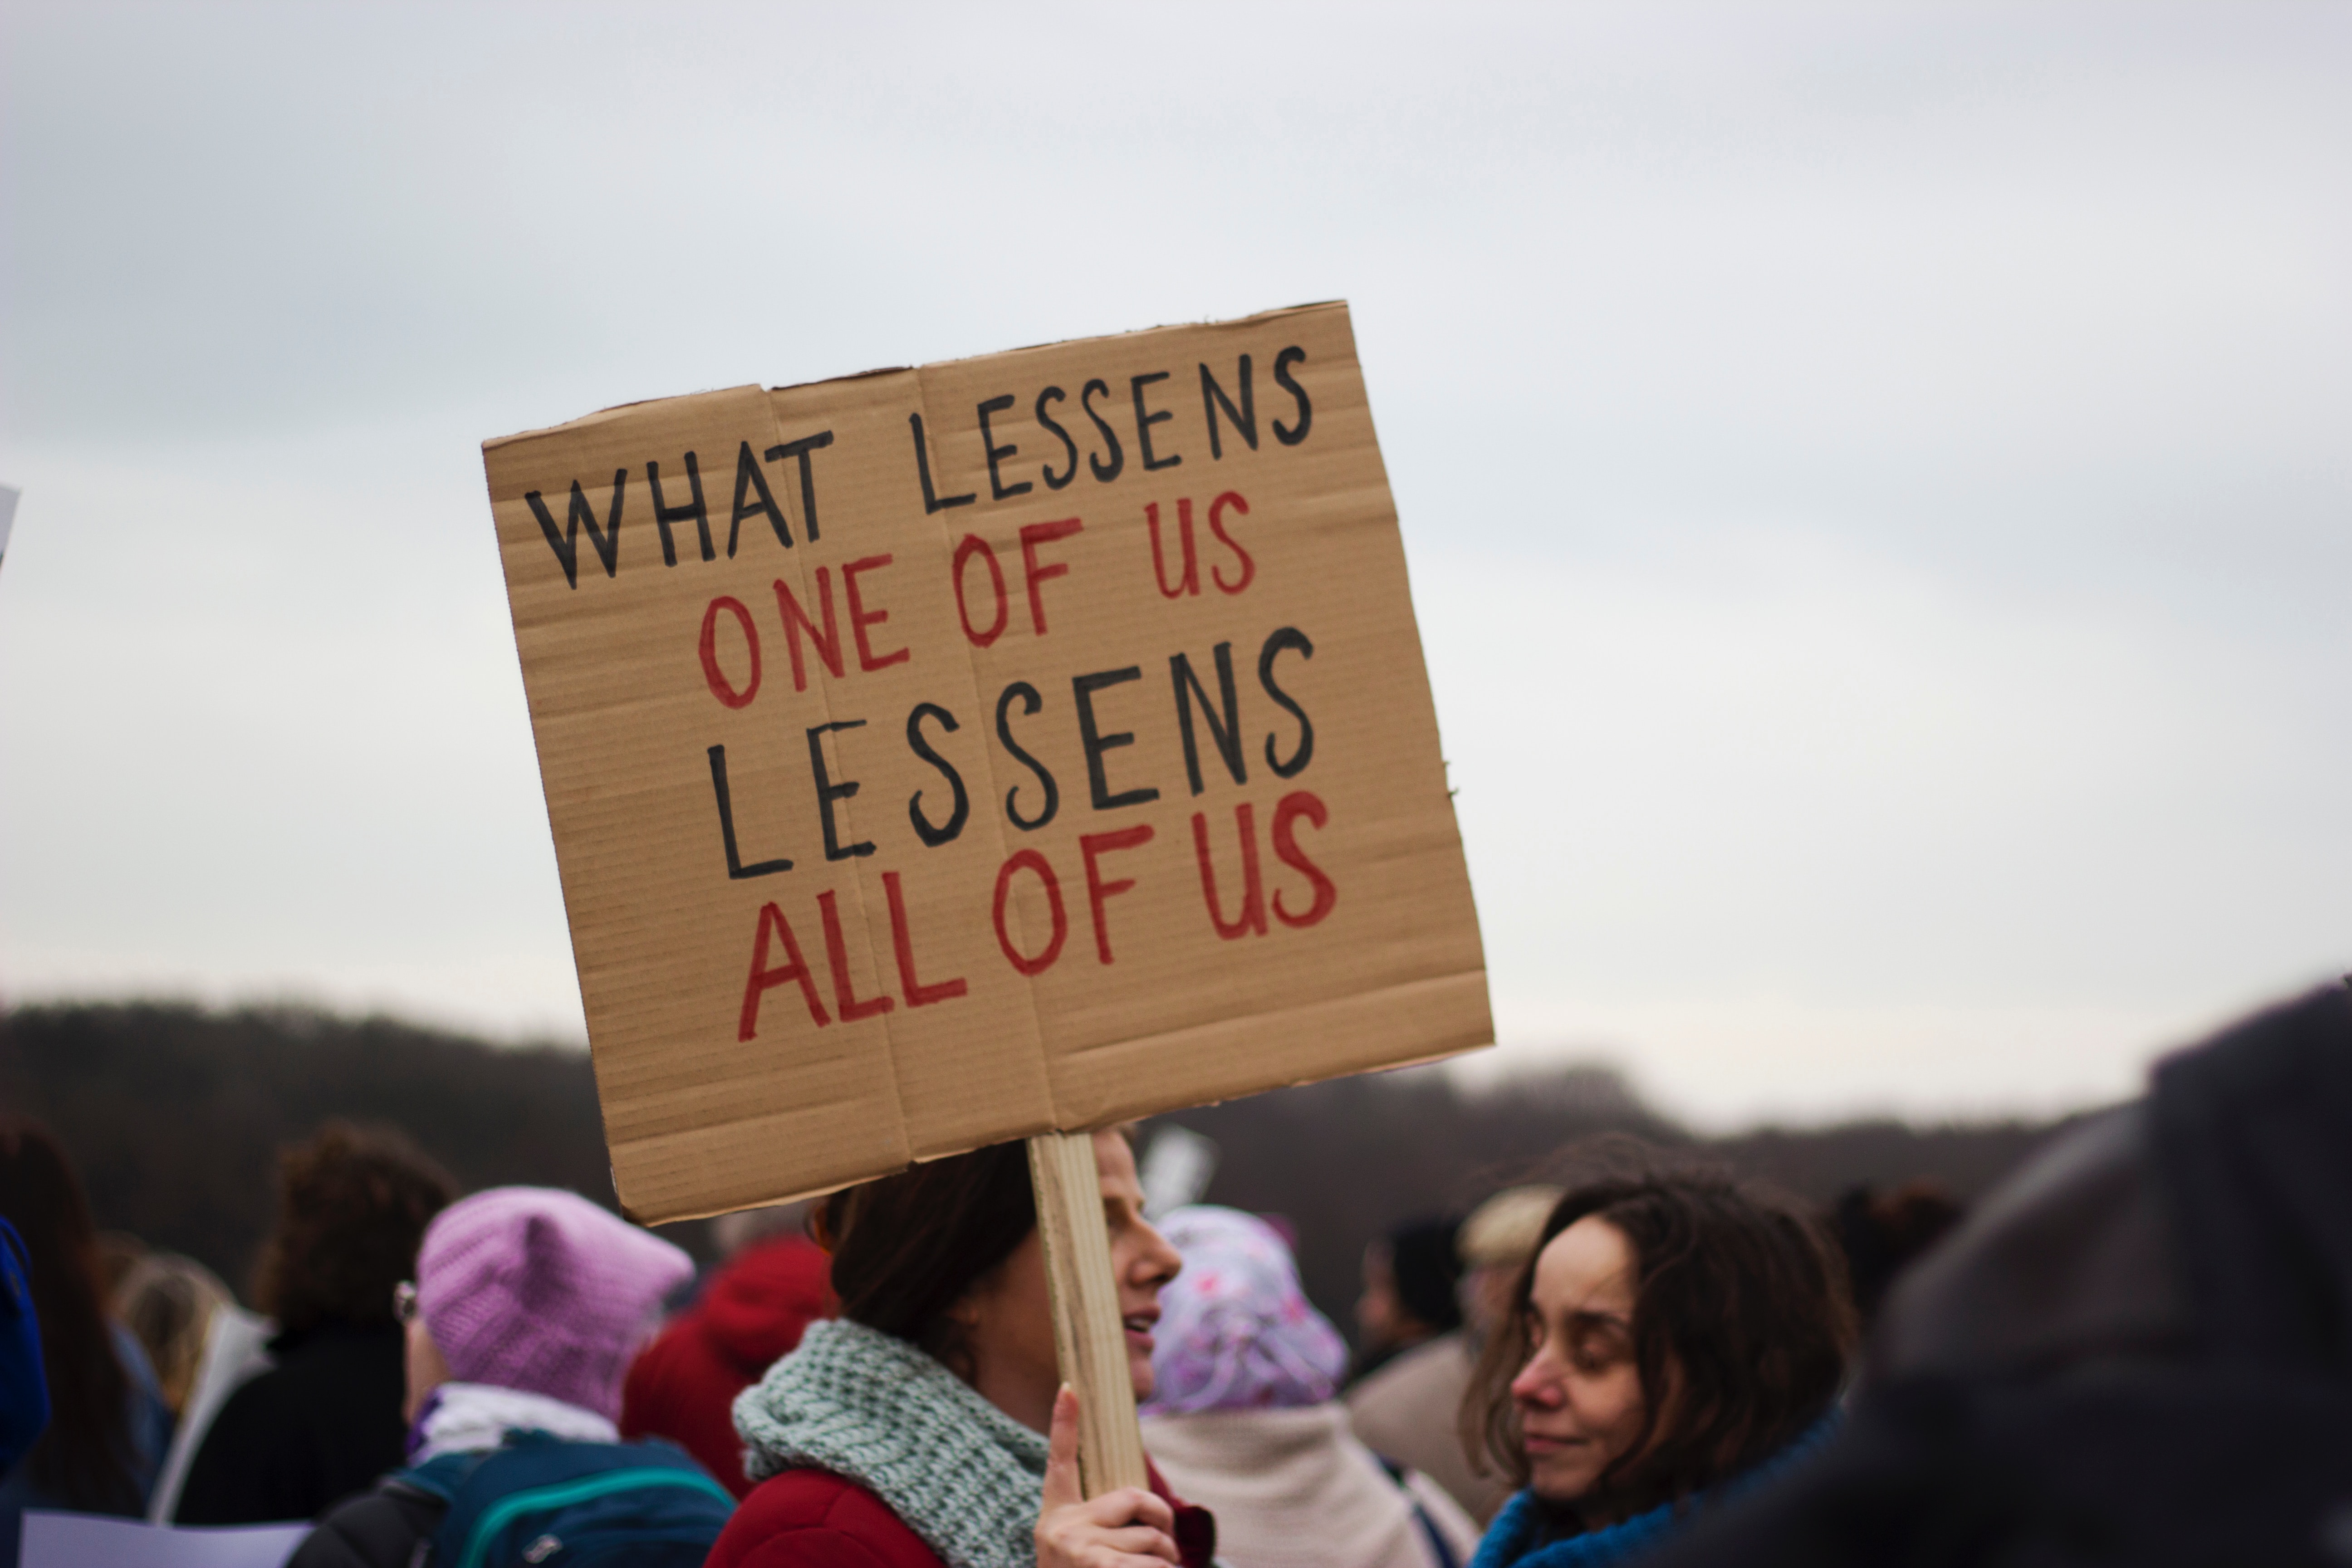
[{"xmin": 0, "ymin": 1000, "xmax": 2067, "ymax": 1335}]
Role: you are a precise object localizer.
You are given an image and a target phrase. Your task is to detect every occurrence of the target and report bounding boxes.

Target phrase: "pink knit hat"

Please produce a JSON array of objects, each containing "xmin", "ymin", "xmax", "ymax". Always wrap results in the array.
[
  {"xmin": 415, "ymin": 1186, "xmax": 692, "ymax": 1421},
  {"xmin": 1140, "ymin": 1205, "xmax": 1349, "ymax": 1416}
]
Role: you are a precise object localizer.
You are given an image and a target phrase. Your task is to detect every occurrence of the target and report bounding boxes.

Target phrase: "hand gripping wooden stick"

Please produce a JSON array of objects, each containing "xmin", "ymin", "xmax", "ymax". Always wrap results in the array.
[{"xmin": 1026, "ymin": 1131, "xmax": 1150, "ymax": 1496}]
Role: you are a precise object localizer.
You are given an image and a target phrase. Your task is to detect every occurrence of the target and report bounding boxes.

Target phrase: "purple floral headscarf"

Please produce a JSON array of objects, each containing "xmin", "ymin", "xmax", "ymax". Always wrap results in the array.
[{"xmin": 1140, "ymin": 1205, "xmax": 1349, "ymax": 1415}]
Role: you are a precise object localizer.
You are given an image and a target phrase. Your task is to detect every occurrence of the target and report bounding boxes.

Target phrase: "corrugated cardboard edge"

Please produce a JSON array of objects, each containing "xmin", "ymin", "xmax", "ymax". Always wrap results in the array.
[{"xmin": 624, "ymin": 967, "xmax": 1492, "ymax": 1225}]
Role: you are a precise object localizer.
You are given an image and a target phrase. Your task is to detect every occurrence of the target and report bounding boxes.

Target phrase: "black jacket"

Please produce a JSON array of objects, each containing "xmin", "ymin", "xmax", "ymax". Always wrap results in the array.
[
  {"xmin": 176, "ymin": 1323, "xmax": 409, "ymax": 1525},
  {"xmin": 1648, "ymin": 984, "xmax": 2352, "ymax": 1568},
  {"xmin": 284, "ymin": 1474, "xmax": 446, "ymax": 1568}
]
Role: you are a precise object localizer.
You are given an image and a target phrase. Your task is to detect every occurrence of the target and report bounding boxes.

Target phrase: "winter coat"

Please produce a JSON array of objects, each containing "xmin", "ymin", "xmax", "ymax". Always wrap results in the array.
[
  {"xmin": 1642, "ymin": 985, "xmax": 2352, "ymax": 1568},
  {"xmin": 711, "ymin": 1318, "xmax": 1213, "ymax": 1568},
  {"xmin": 1348, "ymin": 1331, "xmax": 1507, "ymax": 1524},
  {"xmin": 620, "ymin": 1235, "xmax": 833, "ymax": 1497},
  {"xmin": 709, "ymin": 1460, "xmax": 1214, "ymax": 1568},
  {"xmin": 1143, "ymin": 1403, "xmax": 1479, "ymax": 1568},
  {"xmin": 176, "ymin": 1321, "xmax": 407, "ymax": 1524},
  {"xmin": 282, "ymin": 1469, "xmax": 446, "ymax": 1568}
]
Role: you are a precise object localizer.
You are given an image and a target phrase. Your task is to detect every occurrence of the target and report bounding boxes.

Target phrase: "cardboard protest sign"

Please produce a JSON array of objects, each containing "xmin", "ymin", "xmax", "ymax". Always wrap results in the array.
[{"xmin": 484, "ymin": 301, "xmax": 1488, "ymax": 1225}]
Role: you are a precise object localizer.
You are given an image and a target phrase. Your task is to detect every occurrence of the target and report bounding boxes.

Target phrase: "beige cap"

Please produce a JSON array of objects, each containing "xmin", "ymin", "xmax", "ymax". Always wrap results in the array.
[{"xmin": 1457, "ymin": 1185, "xmax": 1565, "ymax": 1268}]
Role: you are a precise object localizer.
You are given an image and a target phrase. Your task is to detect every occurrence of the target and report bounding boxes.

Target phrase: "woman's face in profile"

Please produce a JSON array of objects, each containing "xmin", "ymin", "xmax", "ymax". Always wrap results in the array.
[
  {"xmin": 1508, "ymin": 1216, "xmax": 1653, "ymax": 1505},
  {"xmin": 952, "ymin": 1131, "xmax": 1181, "ymax": 1430}
]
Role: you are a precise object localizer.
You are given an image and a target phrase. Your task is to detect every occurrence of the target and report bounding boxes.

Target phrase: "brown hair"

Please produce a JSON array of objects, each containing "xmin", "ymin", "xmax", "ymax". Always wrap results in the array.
[
  {"xmin": 251, "ymin": 1121, "xmax": 457, "ymax": 1334},
  {"xmin": 0, "ymin": 1117, "xmax": 142, "ymax": 1511},
  {"xmin": 1831, "ymin": 1180, "xmax": 1964, "ymax": 1327},
  {"xmin": 816, "ymin": 1141, "xmax": 1036, "ymax": 1377},
  {"xmin": 115, "ymin": 1252, "xmax": 232, "ymax": 1415},
  {"xmin": 1464, "ymin": 1164, "xmax": 1855, "ymax": 1520}
]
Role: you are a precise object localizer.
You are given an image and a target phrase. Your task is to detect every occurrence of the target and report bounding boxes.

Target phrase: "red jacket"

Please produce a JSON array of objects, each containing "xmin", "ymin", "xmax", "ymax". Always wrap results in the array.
[
  {"xmin": 619, "ymin": 1236, "xmax": 835, "ymax": 1498},
  {"xmin": 706, "ymin": 1465, "xmax": 1217, "ymax": 1568}
]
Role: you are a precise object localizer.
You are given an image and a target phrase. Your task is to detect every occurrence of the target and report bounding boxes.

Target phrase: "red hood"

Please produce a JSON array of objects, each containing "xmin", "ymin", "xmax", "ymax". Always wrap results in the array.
[{"xmin": 699, "ymin": 1235, "xmax": 836, "ymax": 1372}]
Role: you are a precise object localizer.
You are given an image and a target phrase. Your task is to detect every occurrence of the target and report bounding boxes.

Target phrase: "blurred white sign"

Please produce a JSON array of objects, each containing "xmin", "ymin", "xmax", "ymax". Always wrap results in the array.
[
  {"xmin": 1139, "ymin": 1124, "xmax": 1220, "ymax": 1218},
  {"xmin": 148, "ymin": 1303, "xmax": 275, "ymax": 1522},
  {"xmin": 22, "ymin": 1511, "xmax": 308, "ymax": 1568}
]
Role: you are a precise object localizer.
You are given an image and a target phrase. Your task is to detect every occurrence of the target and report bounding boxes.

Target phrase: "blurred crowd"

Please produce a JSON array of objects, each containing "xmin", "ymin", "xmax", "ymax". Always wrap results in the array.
[{"xmin": 1, "ymin": 981, "xmax": 2347, "ymax": 1567}]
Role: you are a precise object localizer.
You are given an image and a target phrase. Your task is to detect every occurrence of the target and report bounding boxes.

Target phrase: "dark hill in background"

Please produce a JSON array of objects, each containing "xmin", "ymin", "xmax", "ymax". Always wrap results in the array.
[
  {"xmin": 1142, "ymin": 1068, "xmax": 2064, "ymax": 1335},
  {"xmin": 0, "ymin": 1001, "xmax": 622, "ymax": 1295},
  {"xmin": 2, "ymin": 1000, "xmax": 2071, "ymax": 1335}
]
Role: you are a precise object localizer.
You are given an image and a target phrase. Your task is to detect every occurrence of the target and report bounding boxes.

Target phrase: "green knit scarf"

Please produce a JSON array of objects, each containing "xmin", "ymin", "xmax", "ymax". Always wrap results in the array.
[{"xmin": 734, "ymin": 1318, "xmax": 1050, "ymax": 1568}]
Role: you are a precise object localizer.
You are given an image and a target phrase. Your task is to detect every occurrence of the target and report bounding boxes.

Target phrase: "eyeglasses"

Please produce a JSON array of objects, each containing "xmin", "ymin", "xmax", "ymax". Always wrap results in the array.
[{"xmin": 393, "ymin": 1281, "xmax": 420, "ymax": 1324}]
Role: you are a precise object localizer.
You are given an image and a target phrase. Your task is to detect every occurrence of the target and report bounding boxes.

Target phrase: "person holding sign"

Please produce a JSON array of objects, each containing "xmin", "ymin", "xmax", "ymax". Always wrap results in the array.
[
  {"xmin": 1461, "ymin": 1172, "xmax": 1852, "ymax": 1568},
  {"xmin": 710, "ymin": 1130, "xmax": 1212, "ymax": 1568}
]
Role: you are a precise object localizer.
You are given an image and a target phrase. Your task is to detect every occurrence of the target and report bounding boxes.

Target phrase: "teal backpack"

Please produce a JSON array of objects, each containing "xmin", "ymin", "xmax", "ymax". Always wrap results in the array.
[{"xmin": 402, "ymin": 1431, "xmax": 733, "ymax": 1568}]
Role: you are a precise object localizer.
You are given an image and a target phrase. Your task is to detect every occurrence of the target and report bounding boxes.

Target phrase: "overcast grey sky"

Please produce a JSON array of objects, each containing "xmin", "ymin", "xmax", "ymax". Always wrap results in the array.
[{"xmin": 3, "ymin": 2, "xmax": 2345, "ymax": 1127}]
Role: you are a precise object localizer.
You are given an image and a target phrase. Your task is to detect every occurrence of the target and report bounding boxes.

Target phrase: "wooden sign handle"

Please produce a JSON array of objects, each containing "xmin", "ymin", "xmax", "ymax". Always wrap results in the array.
[{"xmin": 1026, "ymin": 1131, "xmax": 1150, "ymax": 1496}]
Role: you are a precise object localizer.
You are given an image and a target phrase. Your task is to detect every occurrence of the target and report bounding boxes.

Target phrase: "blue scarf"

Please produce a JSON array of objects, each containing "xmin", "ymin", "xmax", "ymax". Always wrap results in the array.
[{"xmin": 1468, "ymin": 1413, "xmax": 1841, "ymax": 1568}]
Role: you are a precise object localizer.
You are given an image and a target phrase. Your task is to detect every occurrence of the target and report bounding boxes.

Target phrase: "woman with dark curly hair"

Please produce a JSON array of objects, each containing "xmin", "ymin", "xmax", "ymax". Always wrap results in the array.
[
  {"xmin": 1461, "ymin": 1169, "xmax": 1854, "ymax": 1568},
  {"xmin": 176, "ymin": 1121, "xmax": 456, "ymax": 1524}
]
